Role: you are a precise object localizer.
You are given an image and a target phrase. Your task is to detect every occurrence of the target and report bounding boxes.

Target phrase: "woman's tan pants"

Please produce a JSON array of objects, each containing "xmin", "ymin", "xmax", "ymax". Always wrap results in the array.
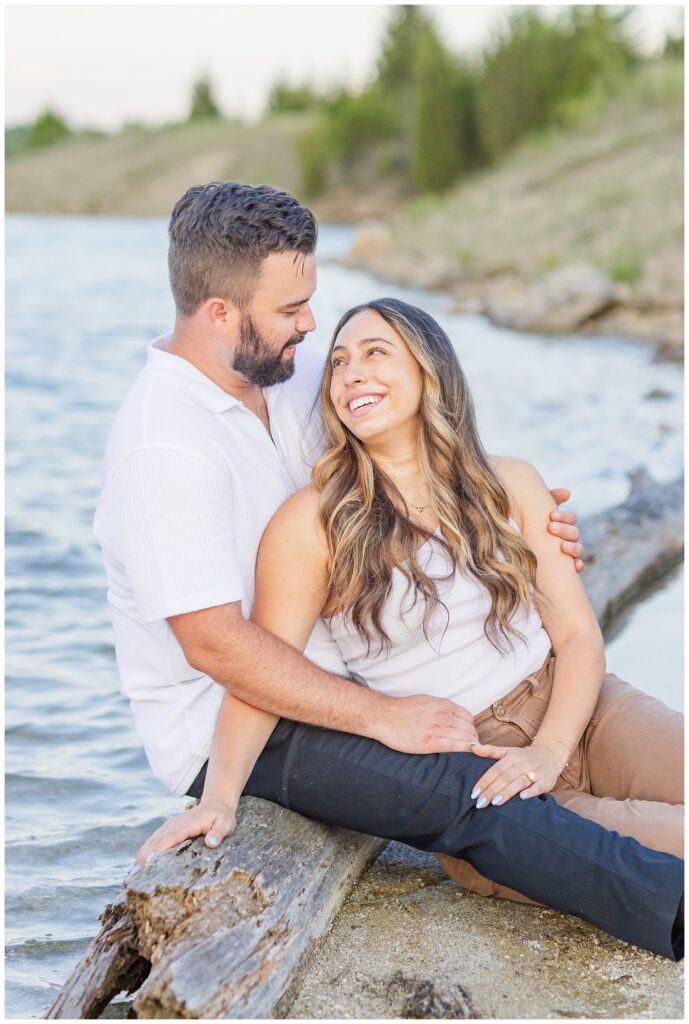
[{"xmin": 437, "ymin": 656, "xmax": 684, "ymax": 905}]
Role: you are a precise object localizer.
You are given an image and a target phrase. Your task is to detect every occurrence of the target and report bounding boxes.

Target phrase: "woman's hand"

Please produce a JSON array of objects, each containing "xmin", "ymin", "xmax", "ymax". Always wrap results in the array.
[
  {"xmin": 469, "ymin": 741, "xmax": 566, "ymax": 808},
  {"xmin": 131, "ymin": 798, "xmax": 237, "ymax": 870}
]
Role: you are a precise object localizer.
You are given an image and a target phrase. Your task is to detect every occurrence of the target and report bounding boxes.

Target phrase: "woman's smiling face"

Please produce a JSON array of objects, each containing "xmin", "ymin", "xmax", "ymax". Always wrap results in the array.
[{"xmin": 329, "ymin": 308, "xmax": 424, "ymax": 445}]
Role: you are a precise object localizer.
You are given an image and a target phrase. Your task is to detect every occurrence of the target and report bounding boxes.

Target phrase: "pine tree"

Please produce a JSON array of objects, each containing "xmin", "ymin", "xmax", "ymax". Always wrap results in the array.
[
  {"xmin": 188, "ymin": 77, "xmax": 221, "ymax": 121},
  {"xmin": 411, "ymin": 34, "xmax": 463, "ymax": 193},
  {"xmin": 28, "ymin": 109, "xmax": 71, "ymax": 149}
]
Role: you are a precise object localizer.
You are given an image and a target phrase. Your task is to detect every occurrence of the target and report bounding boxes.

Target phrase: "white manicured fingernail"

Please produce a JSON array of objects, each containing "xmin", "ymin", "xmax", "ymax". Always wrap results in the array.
[
  {"xmin": 476, "ymin": 796, "xmax": 488, "ymax": 809},
  {"xmin": 471, "ymin": 787, "xmax": 481, "ymax": 800},
  {"xmin": 127, "ymin": 863, "xmax": 140, "ymax": 875},
  {"xmin": 207, "ymin": 835, "xmax": 220, "ymax": 847},
  {"xmin": 145, "ymin": 852, "xmax": 157, "ymax": 862},
  {"xmin": 520, "ymin": 791, "xmax": 531, "ymax": 799},
  {"xmin": 491, "ymin": 795, "xmax": 504, "ymax": 806}
]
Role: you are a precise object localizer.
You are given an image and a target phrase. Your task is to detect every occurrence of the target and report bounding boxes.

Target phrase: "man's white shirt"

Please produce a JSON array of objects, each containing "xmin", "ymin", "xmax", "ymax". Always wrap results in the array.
[{"xmin": 95, "ymin": 339, "xmax": 346, "ymax": 795}]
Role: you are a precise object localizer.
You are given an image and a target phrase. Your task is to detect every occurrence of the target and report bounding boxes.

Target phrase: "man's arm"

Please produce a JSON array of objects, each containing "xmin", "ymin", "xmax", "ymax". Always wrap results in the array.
[
  {"xmin": 172, "ymin": 604, "xmax": 479, "ymax": 756},
  {"xmin": 171, "ymin": 486, "xmax": 478, "ymax": 756}
]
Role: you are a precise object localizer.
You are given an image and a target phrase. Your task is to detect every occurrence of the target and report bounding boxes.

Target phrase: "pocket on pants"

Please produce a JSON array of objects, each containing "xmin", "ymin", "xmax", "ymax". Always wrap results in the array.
[{"xmin": 476, "ymin": 664, "xmax": 584, "ymax": 790}]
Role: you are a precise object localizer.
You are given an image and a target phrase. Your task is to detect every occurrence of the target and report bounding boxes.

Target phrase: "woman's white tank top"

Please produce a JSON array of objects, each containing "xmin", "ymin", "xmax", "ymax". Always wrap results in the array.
[{"xmin": 326, "ymin": 531, "xmax": 551, "ymax": 715}]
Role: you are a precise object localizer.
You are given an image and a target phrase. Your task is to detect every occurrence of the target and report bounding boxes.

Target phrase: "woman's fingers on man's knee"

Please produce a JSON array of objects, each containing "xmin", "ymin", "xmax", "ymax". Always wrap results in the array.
[
  {"xmin": 472, "ymin": 764, "xmax": 516, "ymax": 806},
  {"xmin": 474, "ymin": 764, "xmax": 531, "ymax": 807},
  {"xmin": 489, "ymin": 774, "xmax": 534, "ymax": 806}
]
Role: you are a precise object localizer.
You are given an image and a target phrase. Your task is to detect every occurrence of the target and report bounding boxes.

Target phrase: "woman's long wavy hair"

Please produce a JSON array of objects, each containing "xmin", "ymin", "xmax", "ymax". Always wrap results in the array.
[{"xmin": 312, "ymin": 297, "xmax": 539, "ymax": 656}]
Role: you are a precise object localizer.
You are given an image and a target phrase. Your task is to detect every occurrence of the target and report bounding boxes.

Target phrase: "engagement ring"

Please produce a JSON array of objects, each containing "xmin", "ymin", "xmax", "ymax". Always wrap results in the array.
[{"xmin": 524, "ymin": 770, "xmax": 537, "ymax": 783}]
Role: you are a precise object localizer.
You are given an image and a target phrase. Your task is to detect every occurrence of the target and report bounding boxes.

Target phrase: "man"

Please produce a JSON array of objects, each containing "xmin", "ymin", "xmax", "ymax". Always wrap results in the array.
[{"xmin": 95, "ymin": 182, "xmax": 682, "ymax": 959}]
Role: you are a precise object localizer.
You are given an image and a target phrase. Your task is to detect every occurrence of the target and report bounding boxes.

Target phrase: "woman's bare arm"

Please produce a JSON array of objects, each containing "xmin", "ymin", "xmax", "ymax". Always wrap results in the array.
[
  {"xmin": 470, "ymin": 456, "xmax": 604, "ymax": 806},
  {"xmin": 135, "ymin": 487, "xmax": 331, "ymax": 862}
]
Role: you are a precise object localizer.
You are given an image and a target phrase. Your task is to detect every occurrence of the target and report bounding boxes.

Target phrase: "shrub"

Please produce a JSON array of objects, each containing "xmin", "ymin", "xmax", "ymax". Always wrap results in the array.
[
  {"xmin": 188, "ymin": 77, "xmax": 221, "ymax": 121},
  {"xmin": 267, "ymin": 81, "xmax": 321, "ymax": 114},
  {"xmin": 298, "ymin": 88, "xmax": 398, "ymax": 196},
  {"xmin": 476, "ymin": 7, "xmax": 639, "ymax": 162},
  {"xmin": 28, "ymin": 109, "xmax": 71, "ymax": 149}
]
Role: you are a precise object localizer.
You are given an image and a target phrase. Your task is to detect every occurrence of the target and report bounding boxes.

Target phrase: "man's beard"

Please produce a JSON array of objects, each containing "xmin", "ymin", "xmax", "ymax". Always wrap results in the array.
[{"xmin": 232, "ymin": 313, "xmax": 304, "ymax": 388}]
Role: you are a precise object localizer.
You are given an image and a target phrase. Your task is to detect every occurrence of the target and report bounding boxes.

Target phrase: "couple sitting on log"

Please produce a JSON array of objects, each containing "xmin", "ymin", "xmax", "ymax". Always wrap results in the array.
[{"xmin": 95, "ymin": 182, "xmax": 683, "ymax": 960}]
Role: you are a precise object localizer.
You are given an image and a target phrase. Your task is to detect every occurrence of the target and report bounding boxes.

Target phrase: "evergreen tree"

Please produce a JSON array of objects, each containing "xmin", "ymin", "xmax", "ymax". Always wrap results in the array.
[
  {"xmin": 374, "ymin": 5, "xmax": 440, "ymax": 175},
  {"xmin": 375, "ymin": 4, "xmax": 435, "ymax": 97},
  {"xmin": 28, "ymin": 109, "xmax": 71, "ymax": 149},
  {"xmin": 411, "ymin": 34, "xmax": 463, "ymax": 193},
  {"xmin": 477, "ymin": 6, "xmax": 640, "ymax": 161},
  {"xmin": 188, "ymin": 77, "xmax": 221, "ymax": 121},
  {"xmin": 664, "ymin": 32, "xmax": 684, "ymax": 60}
]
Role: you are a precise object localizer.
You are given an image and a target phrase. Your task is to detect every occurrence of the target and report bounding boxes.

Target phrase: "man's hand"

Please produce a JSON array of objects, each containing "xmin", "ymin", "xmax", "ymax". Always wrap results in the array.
[
  {"xmin": 548, "ymin": 488, "xmax": 584, "ymax": 572},
  {"xmin": 374, "ymin": 694, "xmax": 479, "ymax": 754},
  {"xmin": 131, "ymin": 798, "xmax": 237, "ymax": 870}
]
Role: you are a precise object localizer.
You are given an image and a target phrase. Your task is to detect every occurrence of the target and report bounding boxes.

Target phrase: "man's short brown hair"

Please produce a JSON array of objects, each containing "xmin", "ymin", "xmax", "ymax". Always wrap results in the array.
[{"xmin": 168, "ymin": 182, "xmax": 318, "ymax": 317}]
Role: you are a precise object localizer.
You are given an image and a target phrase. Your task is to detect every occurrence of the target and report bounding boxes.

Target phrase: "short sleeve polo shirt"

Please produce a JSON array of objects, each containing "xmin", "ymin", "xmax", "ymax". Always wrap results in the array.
[{"xmin": 95, "ymin": 339, "xmax": 346, "ymax": 795}]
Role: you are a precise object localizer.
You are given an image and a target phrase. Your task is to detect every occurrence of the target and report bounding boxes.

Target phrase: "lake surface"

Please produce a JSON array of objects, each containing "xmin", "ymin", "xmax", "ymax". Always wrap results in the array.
[{"xmin": 5, "ymin": 215, "xmax": 683, "ymax": 1018}]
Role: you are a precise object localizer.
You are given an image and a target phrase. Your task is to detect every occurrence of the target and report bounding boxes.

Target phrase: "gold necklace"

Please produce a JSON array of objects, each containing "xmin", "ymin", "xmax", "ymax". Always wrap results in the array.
[{"xmin": 400, "ymin": 494, "xmax": 433, "ymax": 514}]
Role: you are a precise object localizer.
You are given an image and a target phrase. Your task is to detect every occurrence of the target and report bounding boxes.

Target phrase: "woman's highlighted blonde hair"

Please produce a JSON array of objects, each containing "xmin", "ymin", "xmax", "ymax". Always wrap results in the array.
[{"xmin": 313, "ymin": 297, "xmax": 539, "ymax": 655}]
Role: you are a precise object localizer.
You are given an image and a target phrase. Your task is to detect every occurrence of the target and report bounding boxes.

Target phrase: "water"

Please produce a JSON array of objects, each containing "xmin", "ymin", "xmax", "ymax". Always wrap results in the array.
[{"xmin": 5, "ymin": 215, "xmax": 683, "ymax": 1018}]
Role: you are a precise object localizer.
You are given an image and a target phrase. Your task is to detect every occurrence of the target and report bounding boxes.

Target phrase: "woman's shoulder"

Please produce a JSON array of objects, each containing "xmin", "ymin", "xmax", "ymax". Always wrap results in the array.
[
  {"xmin": 489, "ymin": 454, "xmax": 542, "ymax": 487},
  {"xmin": 261, "ymin": 485, "xmax": 325, "ymax": 551},
  {"xmin": 488, "ymin": 455, "xmax": 553, "ymax": 526},
  {"xmin": 254, "ymin": 484, "xmax": 330, "ymax": 621}
]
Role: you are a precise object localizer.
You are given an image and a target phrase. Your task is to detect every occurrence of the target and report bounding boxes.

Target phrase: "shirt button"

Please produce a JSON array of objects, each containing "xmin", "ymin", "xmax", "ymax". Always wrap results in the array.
[{"xmin": 495, "ymin": 704, "xmax": 505, "ymax": 717}]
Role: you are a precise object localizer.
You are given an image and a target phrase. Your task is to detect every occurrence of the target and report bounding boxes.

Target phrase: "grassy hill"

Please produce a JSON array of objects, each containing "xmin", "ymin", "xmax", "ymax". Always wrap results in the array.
[
  {"xmin": 5, "ymin": 114, "xmax": 314, "ymax": 216},
  {"xmin": 346, "ymin": 58, "xmax": 683, "ymax": 354}
]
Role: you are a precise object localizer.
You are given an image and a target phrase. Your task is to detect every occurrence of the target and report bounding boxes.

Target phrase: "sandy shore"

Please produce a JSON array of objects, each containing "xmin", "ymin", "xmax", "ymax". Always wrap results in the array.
[{"xmin": 287, "ymin": 843, "xmax": 683, "ymax": 1019}]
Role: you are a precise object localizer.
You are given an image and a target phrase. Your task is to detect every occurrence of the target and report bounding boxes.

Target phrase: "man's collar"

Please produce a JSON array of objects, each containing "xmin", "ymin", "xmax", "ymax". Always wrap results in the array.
[{"xmin": 145, "ymin": 338, "xmax": 241, "ymax": 414}]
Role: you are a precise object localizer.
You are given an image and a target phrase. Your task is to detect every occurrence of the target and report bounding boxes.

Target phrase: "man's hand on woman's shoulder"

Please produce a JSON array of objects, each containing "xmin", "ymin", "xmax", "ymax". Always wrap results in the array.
[
  {"xmin": 489, "ymin": 456, "xmax": 584, "ymax": 573},
  {"xmin": 547, "ymin": 487, "xmax": 584, "ymax": 573}
]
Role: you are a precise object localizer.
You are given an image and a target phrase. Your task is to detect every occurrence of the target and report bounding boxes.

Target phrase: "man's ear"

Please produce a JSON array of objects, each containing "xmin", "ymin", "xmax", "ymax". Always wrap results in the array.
[{"xmin": 206, "ymin": 297, "xmax": 240, "ymax": 336}]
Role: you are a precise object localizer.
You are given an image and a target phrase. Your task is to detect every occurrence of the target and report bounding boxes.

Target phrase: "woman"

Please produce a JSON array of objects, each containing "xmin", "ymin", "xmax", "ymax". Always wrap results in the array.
[{"xmin": 136, "ymin": 298, "xmax": 683, "ymax": 905}]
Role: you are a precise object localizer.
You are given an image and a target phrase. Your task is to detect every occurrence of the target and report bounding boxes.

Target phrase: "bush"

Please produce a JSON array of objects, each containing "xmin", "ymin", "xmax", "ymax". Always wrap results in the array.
[
  {"xmin": 297, "ymin": 4, "xmax": 648, "ymax": 199},
  {"xmin": 5, "ymin": 125, "xmax": 31, "ymax": 159},
  {"xmin": 476, "ymin": 7, "xmax": 639, "ymax": 162},
  {"xmin": 607, "ymin": 248, "xmax": 643, "ymax": 284},
  {"xmin": 267, "ymin": 81, "xmax": 321, "ymax": 114},
  {"xmin": 188, "ymin": 77, "xmax": 221, "ymax": 121},
  {"xmin": 28, "ymin": 109, "xmax": 71, "ymax": 149},
  {"xmin": 298, "ymin": 88, "xmax": 398, "ymax": 196},
  {"xmin": 664, "ymin": 33, "xmax": 684, "ymax": 60}
]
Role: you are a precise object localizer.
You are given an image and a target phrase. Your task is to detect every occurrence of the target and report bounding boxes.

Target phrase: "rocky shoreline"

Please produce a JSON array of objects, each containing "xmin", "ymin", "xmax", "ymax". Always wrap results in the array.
[
  {"xmin": 343, "ymin": 61, "xmax": 683, "ymax": 364},
  {"xmin": 346, "ymin": 224, "xmax": 683, "ymax": 363}
]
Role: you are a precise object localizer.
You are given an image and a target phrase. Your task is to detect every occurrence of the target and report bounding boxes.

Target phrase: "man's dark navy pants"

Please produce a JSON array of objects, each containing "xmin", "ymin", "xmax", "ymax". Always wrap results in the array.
[{"xmin": 188, "ymin": 718, "xmax": 684, "ymax": 961}]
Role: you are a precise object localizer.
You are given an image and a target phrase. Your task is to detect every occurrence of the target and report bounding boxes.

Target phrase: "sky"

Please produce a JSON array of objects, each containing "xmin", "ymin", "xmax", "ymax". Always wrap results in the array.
[{"xmin": 5, "ymin": 2, "xmax": 685, "ymax": 130}]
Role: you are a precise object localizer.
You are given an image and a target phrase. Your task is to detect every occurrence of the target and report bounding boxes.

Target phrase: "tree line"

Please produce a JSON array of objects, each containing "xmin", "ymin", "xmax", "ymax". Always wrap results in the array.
[
  {"xmin": 273, "ymin": 5, "xmax": 682, "ymax": 196},
  {"xmin": 5, "ymin": 75, "xmax": 223, "ymax": 159},
  {"xmin": 7, "ymin": 4, "xmax": 683, "ymax": 201}
]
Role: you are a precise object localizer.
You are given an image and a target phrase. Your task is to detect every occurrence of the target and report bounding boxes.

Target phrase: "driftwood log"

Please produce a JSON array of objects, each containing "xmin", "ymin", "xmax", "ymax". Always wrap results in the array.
[{"xmin": 47, "ymin": 470, "xmax": 683, "ymax": 1020}]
